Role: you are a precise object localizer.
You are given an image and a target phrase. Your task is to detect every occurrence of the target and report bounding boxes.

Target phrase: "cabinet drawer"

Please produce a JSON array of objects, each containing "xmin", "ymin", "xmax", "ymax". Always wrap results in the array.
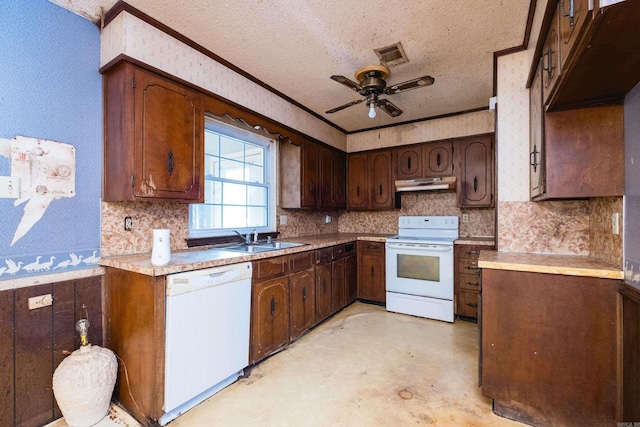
[
  {"xmin": 458, "ymin": 259, "xmax": 481, "ymax": 276},
  {"xmin": 457, "ymin": 290, "xmax": 479, "ymax": 318},
  {"xmin": 315, "ymin": 248, "xmax": 333, "ymax": 266},
  {"xmin": 332, "ymin": 244, "xmax": 346, "ymax": 261},
  {"xmin": 458, "ymin": 274, "xmax": 482, "ymax": 291},
  {"xmin": 290, "ymin": 251, "xmax": 313, "ymax": 273},
  {"xmin": 459, "ymin": 247, "xmax": 481, "ymax": 260},
  {"xmin": 358, "ymin": 241, "xmax": 384, "ymax": 255},
  {"xmin": 253, "ymin": 256, "xmax": 289, "ymax": 280}
]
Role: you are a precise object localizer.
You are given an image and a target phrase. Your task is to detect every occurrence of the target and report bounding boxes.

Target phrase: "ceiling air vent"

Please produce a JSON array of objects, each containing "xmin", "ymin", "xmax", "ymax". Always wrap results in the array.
[{"xmin": 374, "ymin": 42, "xmax": 408, "ymax": 67}]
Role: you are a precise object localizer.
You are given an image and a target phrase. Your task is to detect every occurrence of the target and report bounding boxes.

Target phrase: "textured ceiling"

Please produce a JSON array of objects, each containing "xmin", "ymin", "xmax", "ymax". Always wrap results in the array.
[{"xmin": 50, "ymin": 0, "xmax": 531, "ymax": 133}]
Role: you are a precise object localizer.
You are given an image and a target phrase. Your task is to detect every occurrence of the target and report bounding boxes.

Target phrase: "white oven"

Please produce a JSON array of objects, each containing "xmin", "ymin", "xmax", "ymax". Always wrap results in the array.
[{"xmin": 385, "ymin": 216, "xmax": 458, "ymax": 322}]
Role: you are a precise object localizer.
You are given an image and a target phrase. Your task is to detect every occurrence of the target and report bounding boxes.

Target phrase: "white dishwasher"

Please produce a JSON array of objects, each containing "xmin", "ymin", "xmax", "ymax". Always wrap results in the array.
[{"xmin": 161, "ymin": 262, "xmax": 252, "ymax": 425}]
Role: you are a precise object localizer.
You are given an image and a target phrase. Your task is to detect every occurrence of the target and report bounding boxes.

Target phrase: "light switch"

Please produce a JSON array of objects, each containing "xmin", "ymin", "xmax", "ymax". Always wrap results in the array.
[
  {"xmin": 280, "ymin": 215, "xmax": 288, "ymax": 226},
  {"xmin": 0, "ymin": 176, "xmax": 19, "ymax": 198},
  {"xmin": 612, "ymin": 212, "xmax": 620, "ymax": 235}
]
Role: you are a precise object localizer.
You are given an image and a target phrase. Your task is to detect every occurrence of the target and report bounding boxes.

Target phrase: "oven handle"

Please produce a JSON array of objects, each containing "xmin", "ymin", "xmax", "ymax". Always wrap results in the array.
[{"xmin": 385, "ymin": 242, "xmax": 453, "ymax": 251}]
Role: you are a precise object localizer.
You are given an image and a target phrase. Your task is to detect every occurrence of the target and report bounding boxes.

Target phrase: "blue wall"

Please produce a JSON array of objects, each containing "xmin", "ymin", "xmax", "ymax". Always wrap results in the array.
[{"xmin": 0, "ymin": 0, "xmax": 102, "ymax": 280}]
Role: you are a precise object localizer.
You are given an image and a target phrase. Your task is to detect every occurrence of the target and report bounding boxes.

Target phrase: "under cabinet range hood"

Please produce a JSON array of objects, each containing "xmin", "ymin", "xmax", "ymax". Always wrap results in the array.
[{"xmin": 395, "ymin": 176, "xmax": 456, "ymax": 192}]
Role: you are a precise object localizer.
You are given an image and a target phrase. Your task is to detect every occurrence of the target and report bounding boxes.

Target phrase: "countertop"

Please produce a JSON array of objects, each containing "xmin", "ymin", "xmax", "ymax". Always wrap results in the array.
[
  {"xmin": 454, "ymin": 236, "xmax": 495, "ymax": 246},
  {"xmin": 99, "ymin": 233, "xmax": 391, "ymax": 276},
  {"xmin": 478, "ymin": 250, "xmax": 624, "ymax": 280}
]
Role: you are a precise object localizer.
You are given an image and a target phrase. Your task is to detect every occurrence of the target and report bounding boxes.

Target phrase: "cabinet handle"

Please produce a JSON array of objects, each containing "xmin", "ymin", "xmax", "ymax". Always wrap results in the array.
[
  {"xmin": 379, "ymin": 184, "xmax": 383, "ymax": 196},
  {"xmin": 466, "ymin": 266, "xmax": 480, "ymax": 272},
  {"xmin": 367, "ymin": 244, "xmax": 378, "ymax": 250},
  {"xmin": 322, "ymin": 279, "xmax": 327, "ymax": 292},
  {"xmin": 316, "ymin": 259, "xmax": 320, "ymax": 264},
  {"xmin": 310, "ymin": 180, "xmax": 315, "ymax": 193},
  {"xmin": 560, "ymin": 0, "xmax": 575, "ymax": 27},
  {"xmin": 473, "ymin": 177, "xmax": 478, "ymax": 193},
  {"xmin": 370, "ymin": 266, "xmax": 374, "ymax": 277},
  {"xmin": 436, "ymin": 153, "xmax": 441, "ymax": 167},
  {"xmin": 466, "ymin": 302, "xmax": 478, "ymax": 308},
  {"xmin": 325, "ymin": 184, "xmax": 330, "ymax": 195},
  {"xmin": 407, "ymin": 156, "xmax": 412, "ymax": 171},
  {"xmin": 466, "ymin": 250, "xmax": 480, "ymax": 256},
  {"xmin": 270, "ymin": 296, "xmax": 276, "ymax": 316},
  {"xmin": 356, "ymin": 185, "xmax": 360, "ymax": 197},
  {"xmin": 530, "ymin": 144, "xmax": 539, "ymax": 173},
  {"xmin": 167, "ymin": 150, "xmax": 175, "ymax": 175},
  {"xmin": 466, "ymin": 281, "xmax": 480, "ymax": 287},
  {"xmin": 302, "ymin": 287, "xmax": 307, "ymax": 301},
  {"xmin": 542, "ymin": 45, "xmax": 553, "ymax": 78}
]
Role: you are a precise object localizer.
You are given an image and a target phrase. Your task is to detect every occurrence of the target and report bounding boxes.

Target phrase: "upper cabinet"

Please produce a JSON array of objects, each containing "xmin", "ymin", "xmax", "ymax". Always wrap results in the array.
[
  {"xmin": 280, "ymin": 138, "xmax": 346, "ymax": 209},
  {"xmin": 395, "ymin": 145, "xmax": 422, "ymax": 180},
  {"xmin": 456, "ymin": 135, "xmax": 494, "ymax": 208},
  {"xmin": 346, "ymin": 150, "xmax": 394, "ymax": 210},
  {"xmin": 532, "ymin": 0, "xmax": 640, "ymax": 111},
  {"xmin": 423, "ymin": 141, "xmax": 454, "ymax": 178},
  {"xmin": 103, "ymin": 61, "xmax": 203, "ymax": 203}
]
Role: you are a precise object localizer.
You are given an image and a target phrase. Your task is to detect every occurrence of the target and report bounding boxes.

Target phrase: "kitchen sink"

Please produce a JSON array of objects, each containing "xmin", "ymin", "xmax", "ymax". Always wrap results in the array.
[{"xmin": 218, "ymin": 241, "xmax": 306, "ymax": 253}]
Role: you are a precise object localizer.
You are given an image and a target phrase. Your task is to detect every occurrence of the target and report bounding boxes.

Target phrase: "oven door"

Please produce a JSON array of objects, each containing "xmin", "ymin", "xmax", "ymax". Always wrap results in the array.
[{"xmin": 385, "ymin": 241, "xmax": 454, "ymax": 300}]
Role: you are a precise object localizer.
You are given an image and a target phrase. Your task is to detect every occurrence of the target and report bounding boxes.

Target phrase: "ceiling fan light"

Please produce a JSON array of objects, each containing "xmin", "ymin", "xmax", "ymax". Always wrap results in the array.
[{"xmin": 368, "ymin": 104, "xmax": 376, "ymax": 118}]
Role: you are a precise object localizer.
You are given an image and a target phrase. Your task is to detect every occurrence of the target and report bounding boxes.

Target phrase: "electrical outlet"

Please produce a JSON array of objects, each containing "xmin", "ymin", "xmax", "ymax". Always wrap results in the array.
[
  {"xmin": 462, "ymin": 214, "xmax": 469, "ymax": 223},
  {"xmin": 0, "ymin": 176, "xmax": 19, "ymax": 198},
  {"xmin": 124, "ymin": 216, "xmax": 133, "ymax": 231},
  {"xmin": 325, "ymin": 215, "xmax": 331, "ymax": 223},
  {"xmin": 280, "ymin": 215, "xmax": 288, "ymax": 226},
  {"xmin": 612, "ymin": 212, "xmax": 620, "ymax": 235}
]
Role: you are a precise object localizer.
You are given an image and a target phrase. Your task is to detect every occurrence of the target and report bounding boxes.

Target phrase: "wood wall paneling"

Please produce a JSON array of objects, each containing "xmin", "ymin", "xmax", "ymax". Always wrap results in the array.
[{"xmin": 0, "ymin": 289, "xmax": 15, "ymax": 427}]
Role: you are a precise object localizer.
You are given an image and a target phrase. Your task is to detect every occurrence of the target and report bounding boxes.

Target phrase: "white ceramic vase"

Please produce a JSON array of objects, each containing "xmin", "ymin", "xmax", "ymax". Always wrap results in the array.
[
  {"xmin": 52, "ymin": 344, "xmax": 117, "ymax": 427},
  {"xmin": 151, "ymin": 228, "xmax": 171, "ymax": 266}
]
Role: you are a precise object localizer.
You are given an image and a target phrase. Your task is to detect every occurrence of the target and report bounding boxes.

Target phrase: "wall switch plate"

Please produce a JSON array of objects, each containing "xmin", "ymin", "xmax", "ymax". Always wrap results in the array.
[
  {"xmin": 612, "ymin": 212, "xmax": 620, "ymax": 235},
  {"xmin": 0, "ymin": 176, "xmax": 19, "ymax": 198},
  {"xmin": 325, "ymin": 215, "xmax": 331, "ymax": 223},
  {"xmin": 280, "ymin": 215, "xmax": 288, "ymax": 226},
  {"xmin": 462, "ymin": 214, "xmax": 469, "ymax": 223},
  {"xmin": 28, "ymin": 294, "xmax": 53, "ymax": 310}
]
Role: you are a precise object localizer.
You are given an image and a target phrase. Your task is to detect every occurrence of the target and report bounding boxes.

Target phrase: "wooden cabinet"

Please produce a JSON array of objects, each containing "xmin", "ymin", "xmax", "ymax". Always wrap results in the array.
[
  {"xmin": 456, "ymin": 135, "xmax": 494, "ymax": 208},
  {"xmin": 357, "ymin": 241, "xmax": 386, "ymax": 303},
  {"xmin": 280, "ymin": 139, "xmax": 346, "ymax": 209},
  {"xmin": 481, "ymin": 269, "xmax": 619, "ymax": 426},
  {"xmin": 529, "ymin": 102, "xmax": 624, "ymax": 200},
  {"xmin": 289, "ymin": 251, "xmax": 315, "ymax": 340},
  {"xmin": 331, "ymin": 245, "xmax": 346, "ymax": 314},
  {"xmin": 423, "ymin": 141, "xmax": 454, "ymax": 177},
  {"xmin": 347, "ymin": 150, "xmax": 394, "ymax": 210},
  {"xmin": 103, "ymin": 61, "xmax": 203, "ymax": 203},
  {"xmin": 315, "ymin": 247, "xmax": 333, "ymax": 323},
  {"xmin": 454, "ymin": 244, "xmax": 493, "ymax": 320},
  {"xmin": 251, "ymin": 275, "xmax": 290, "ymax": 364},
  {"xmin": 620, "ymin": 283, "xmax": 640, "ymax": 422},
  {"xmin": 345, "ymin": 243, "xmax": 358, "ymax": 305},
  {"xmin": 395, "ymin": 145, "xmax": 422, "ymax": 179},
  {"xmin": 529, "ymin": 60, "xmax": 545, "ymax": 199},
  {"xmin": 530, "ymin": 0, "xmax": 640, "ymax": 111}
]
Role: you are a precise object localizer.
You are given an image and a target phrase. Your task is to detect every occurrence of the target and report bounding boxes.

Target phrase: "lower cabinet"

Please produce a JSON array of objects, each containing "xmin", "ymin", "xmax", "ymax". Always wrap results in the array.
[
  {"xmin": 481, "ymin": 269, "xmax": 619, "ymax": 426},
  {"xmin": 315, "ymin": 247, "xmax": 333, "ymax": 323},
  {"xmin": 357, "ymin": 241, "xmax": 386, "ymax": 303},
  {"xmin": 454, "ymin": 244, "xmax": 494, "ymax": 320},
  {"xmin": 345, "ymin": 244, "xmax": 357, "ymax": 304},
  {"xmin": 250, "ymin": 274, "xmax": 290, "ymax": 364},
  {"xmin": 289, "ymin": 252, "xmax": 315, "ymax": 340},
  {"xmin": 331, "ymin": 245, "xmax": 346, "ymax": 314}
]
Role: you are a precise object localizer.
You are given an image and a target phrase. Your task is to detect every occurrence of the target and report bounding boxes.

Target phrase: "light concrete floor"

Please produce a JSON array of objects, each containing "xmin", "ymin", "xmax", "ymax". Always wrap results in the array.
[{"xmin": 168, "ymin": 302, "xmax": 526, "ymax": 426}]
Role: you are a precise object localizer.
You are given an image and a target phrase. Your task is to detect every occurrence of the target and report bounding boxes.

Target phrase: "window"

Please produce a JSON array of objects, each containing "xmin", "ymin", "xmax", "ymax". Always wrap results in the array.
[{"xmin": 189, "ymin": 118, "xmax": 276, "ymax": 238}]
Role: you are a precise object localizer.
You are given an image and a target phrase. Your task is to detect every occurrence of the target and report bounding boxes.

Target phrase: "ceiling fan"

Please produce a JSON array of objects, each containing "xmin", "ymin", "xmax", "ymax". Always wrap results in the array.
[{"xmin": 326, "ymin": 65, "xmax": 434, "ymax": 118}]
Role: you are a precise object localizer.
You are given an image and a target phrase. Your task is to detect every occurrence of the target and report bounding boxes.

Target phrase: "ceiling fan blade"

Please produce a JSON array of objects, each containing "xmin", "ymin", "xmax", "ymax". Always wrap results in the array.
[
  {"xmin": 378, "ymin": 99, "xmax": 403, "ymax": 117},
  {"xmin": 330, "ymin": 75, "xmax": 363, "ymax": 92},
  {"xmin": 326, "ymin": 98, "xmax": 365, "ymax": 114},
  {"xmin": 384, "ymin": 75, "xmax": 435, "ymax": 95}
]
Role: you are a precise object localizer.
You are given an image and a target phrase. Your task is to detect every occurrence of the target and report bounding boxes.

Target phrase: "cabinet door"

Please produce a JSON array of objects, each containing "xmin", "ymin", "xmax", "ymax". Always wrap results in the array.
[
  {"xmin": 370, "ymin": 150, "xmax": 394, "ymax": 209},
  {"xmin": 530, "ymin": 60, "xmax": 545, "ymax": 199},
  {"xmin": 542, "ymin": 6, "xmax": 561, "ymax": 104},
  {"xmin": 331, "ymin": 259, "xmax": 346, "ymax": 314},
  {"xmin": 395, "ymin": 145, "xmax": 422, "ymax": 179},
  {"xmin": 347, "ymin": 153, "xmax": 369, "ymax": 209},
  {"xmin": 251, "ymin": 276, "xmax": 290, "ymax": 363},
  {"xmin": 133, "ymin": 68, "xmax": 203, "ymax": 201},
  {"xmin": 289, "ymin": 269, "xmax": 315, "ymax": 340},
  {"xmin": 357, "ymin": 242, "xmax": 386, "ymax": 303},
  {"xmin": 315, "ymin": 264, "xmax": 332, "ymax": 323},
  {"xmin": 302, "ymin": 140, "xmax": 319, "ymax": 208},
  {"xmin": 559, "ymin": 0, "xmax": 590, "ymax": 61},
  {"xmin": 333, "ymin": 152, "xmax": 347, "ymax": 209},
  {"xmin": 320, "ymin": 146, "xmax": 334, "ymax": 208},
  {"xmin": 345, "ymin": 254, "xmax": 357, "ymax": 305},
  {"xmin": 457, "ymin": 136, "xmax": 494, "ymax": 208},
  {"xmin": 423, "ymin": 141, "xmax": 454, "ymax": 177}
]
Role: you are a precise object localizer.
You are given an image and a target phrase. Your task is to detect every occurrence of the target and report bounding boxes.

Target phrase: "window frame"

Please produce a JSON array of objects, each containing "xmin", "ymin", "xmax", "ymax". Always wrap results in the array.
[{"xmin": 189, "ymin": 117, "xmax": 277, "ymax": 239}]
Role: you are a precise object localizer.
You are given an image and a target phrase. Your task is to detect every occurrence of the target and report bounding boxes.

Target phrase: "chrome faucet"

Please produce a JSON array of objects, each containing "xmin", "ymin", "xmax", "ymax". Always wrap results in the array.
[{"xmin": 232, "ymin": 230, "xmax": 249, "ymax": 245}]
